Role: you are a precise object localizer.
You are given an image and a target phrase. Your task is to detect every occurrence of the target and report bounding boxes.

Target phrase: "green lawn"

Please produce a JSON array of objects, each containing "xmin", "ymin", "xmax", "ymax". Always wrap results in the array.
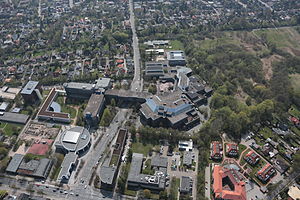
[
  {"xmin": 254, "ymin": 28, "xmax": 300, "ymax": 49},
  {"xmin": 259, "ymin": 127, "xmax": 274, "ymax": 139},
  {"xmin": 0, "ymin": 122, "xmax": 7, "ymax": 129},
  {"xmin": 170, "ymin": 177, "xmax": 180, "ymax": 200},
  {"xmin": 142, "ymin": 159, "xmax": 154, "ymax": 175},
  {"xmin": 170, "ymin": 40, "xmax": 184, "ymax": 50},
  {"xmin": 56, "ymin": 96, "xmax": 77, "ymax": 119},
  {"xmin": 2, "ymin": 123, "xmax": 23, "ymax": 136},
  {"xmin": 131, "ymin": 142, "xmax": 155, "ymax": 156},
  {"xmin": 238, "ymin": 144, "xmax": 247, "ymax": 156}
]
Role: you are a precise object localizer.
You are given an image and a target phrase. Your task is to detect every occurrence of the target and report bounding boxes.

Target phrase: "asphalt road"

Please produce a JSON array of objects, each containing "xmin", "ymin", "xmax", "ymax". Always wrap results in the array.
[
  {"xmin": 71, "ymin": 109, "xmax": 130, "ymax": 198},
  {"xmin": 129, "ymin": 0, "xmax": 142, "ymax": 92}
]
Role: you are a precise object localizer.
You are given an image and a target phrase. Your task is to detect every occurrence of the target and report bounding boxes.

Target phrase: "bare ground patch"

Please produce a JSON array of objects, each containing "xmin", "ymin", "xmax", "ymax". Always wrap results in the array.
[{"xmin": 261, "ymin": 54, "xmax": 283, "ymax": 81}]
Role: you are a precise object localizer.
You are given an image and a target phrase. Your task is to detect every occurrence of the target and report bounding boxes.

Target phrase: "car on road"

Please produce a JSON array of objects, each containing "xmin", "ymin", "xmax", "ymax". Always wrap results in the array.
[{"xmin": 84, "ymin": 185, "xmax": 87, "ymax": 189}]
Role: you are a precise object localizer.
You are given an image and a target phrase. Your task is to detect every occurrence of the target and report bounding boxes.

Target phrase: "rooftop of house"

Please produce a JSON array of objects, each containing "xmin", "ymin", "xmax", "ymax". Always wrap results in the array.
[{"xmin": 213, "ymin": 165, "xmax": 247, "ymax": 200}]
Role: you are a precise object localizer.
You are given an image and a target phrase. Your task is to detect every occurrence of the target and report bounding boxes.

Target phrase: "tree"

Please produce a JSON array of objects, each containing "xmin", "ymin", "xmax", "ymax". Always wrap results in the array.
[
  {"xmin": 159, "ymin": 190, "xmax": 168, "ymax": 200},
  {"xmin": 292, "ymin": 151, "xmax": 300, "ymax": 173},
  {"xmin": 100, "ymin": 108, "xmax": 113, "ymax": 127},
  {"xmin": 143, "ymin": 189, "xmax": 151, "ymax": 199},
  {"xmin": 111, "ymin": 98, "xmax": 116, "ymax": 107}
]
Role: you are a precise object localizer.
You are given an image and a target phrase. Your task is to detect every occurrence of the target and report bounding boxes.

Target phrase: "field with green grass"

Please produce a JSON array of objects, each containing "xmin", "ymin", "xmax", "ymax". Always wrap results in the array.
[
  {"xmin": 170, "ymin": 40, "xmax": 184, "ymax": 50},
  {"xmin": 131, "ymin": 142, "xmax": 157, "ymax": 156},
  {"xmin": 56, "ymin": 96, "xmax": 77, "ymax": 119},
  {"xmin": 1, "ymin": 123, "xmax": 23, "ymax": 136},
  {"xmin": 254, "ymin": 27, "xmax": 300, "ymax": 50}
]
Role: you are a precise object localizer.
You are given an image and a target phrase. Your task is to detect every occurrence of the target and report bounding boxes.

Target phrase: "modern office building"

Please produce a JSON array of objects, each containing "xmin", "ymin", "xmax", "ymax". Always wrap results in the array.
[
  {"xmin": 6, "ymin": 154, "xmax": 52, "ymax": 179},
  {"xmin": 167, "ymin": 51, "xmax": 186, "ymax": 66},
  {"xmin": 83, "ymin": 94, "xmax": 105, "ymax": 126},
  {"xmin": 55, "ymin": 126, "xmax": 91, "ymax": 183},
  {"xmin": 100, "ymin": 129, "xmax": 127, "ymax": 190},
  {"xmin": 37, "ymin": 89, "xmax": 71, "ymax": 123},
  {"xmin": 145, "ymin": 62, "xmax": 165, "ymax": 78},
  {"xmin": 140, "ymin": 92, "xmax": 199, "ymax": 130},
  {"xmin": 21, "ymin": 81, "xmax": 42, "ymax": 104},
  {"xmin": 64, "ymin": 78, "xmax": 111, "ymax": 99},
  {"xmin": 179, "ymin": 140, "xmax": 193, "ymax": 151},
  {"xmin": 127, "ymin": 153, "xmax": 168, "ymax": 191},
  {"xmin": 180, "ymin": 176, "xmax": 193, "ymax": 195}
]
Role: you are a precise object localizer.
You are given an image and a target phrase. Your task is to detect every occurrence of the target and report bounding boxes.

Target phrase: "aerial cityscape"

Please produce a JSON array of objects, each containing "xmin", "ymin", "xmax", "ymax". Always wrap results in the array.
[{"xmin": 0, "ymin": 0, "xmax": 299, "ymax": 200}]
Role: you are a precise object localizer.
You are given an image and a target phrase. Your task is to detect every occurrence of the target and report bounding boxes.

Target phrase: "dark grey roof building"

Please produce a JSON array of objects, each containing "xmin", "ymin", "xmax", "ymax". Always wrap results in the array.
[
  {"xmin": 180, "ymin": 176, "xmax": 192, "ymax": 194},
  {"xmin": 83, "ymin": 94, "xmax": 105, "ymax": 126},
  {"xmin": 6, "ymin": 154, "xmax": 52, "ymax": 179},
  {"xmin": 6, "ymin": 154, "xmax": 24, "ymax": 173},
  {"xmin": 0, "ymin": 112, "xmax": 29, "ymax": 124},
  {"xmin": 167, "ymin": 51, "xmax": 186, "ymax": 66},
  {"xmin": 183, "ymin": 151, "xmax": 194, "ymax": 167},
  {"xmin": 145, "ymin": 62, "xmax": 164, "ymax": 77},
  {"xmin": 64, "ymin": 78, "xmax": 111, "ymax": 99},
  {"xmin": 127, "ymin": 153, "xmax": 168, "ymax": 191}
]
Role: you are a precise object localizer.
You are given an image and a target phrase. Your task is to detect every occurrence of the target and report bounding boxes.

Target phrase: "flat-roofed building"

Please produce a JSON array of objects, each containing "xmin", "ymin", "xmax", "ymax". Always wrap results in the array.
[
  {"xmin": 127, "ymin": 153, "xmax": 168, "ymax": 191},
  {"xmin": 145, "ymin": 62, "xmax": 164, "ymax": 78},
  {"xmin": 6, "ymin": 154, "xmax": 52, "ymax": 179},
  {"xmin": 21, "ymin": 81, "xmax": 42, "ymax": 104},
  {"xmin": 0, "ymin": 102, "xmax": 9, "ymax": 111},
  {"xmin": 37, "ymin": 89, "xmax": 70, "ymax": 123},
  {"xmin": 0, "ymin": 112, "xmax": 29, "ymax": 124},
  {"xmin": 179, "ymin": 140, "xmax": 193, "ymax": 151},
  {"xmin": 55, "ymin": 126, "xmax": 91, "ymax": 183},
  {"xmin": 180, "ymin": 176, "xmax": 192, "ymax": 195},
  {"xmin": 167, "ymin": 51, "xmax": 186, "ymax": 66},
  {"xmin": 83, "ymin": 94, "xmax": 105, "ymax": 126},
  {"xmin": 0, "ymin": 86, "xmax": 21, "ymax": 100},
  {"xmin": 140, "ymin": 92, "xmax": 200, "ymax": 130},
  {"xmin": 100, "ymin": 129, "xmax": 127, "ymax": 190},
  {"xmin": 64, "ymin": 78, "xmax": 111, "ymax": 99}
]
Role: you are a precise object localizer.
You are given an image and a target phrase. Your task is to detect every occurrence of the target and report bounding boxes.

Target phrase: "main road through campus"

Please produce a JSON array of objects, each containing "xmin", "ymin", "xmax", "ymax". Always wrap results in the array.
[{"xmin": 129, "ymin": 0, "xmax": 142, "ymax": 92}]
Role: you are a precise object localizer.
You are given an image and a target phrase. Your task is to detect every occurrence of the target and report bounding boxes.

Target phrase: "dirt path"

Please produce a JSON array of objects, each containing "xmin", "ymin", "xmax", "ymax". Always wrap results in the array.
[
  {"xmin": 261, "ymin": 54, "xmax": 283, "ymax": 80},
  {"xmin": 71, "ymin": 106, "xmax": 80, "ymax": 125}
]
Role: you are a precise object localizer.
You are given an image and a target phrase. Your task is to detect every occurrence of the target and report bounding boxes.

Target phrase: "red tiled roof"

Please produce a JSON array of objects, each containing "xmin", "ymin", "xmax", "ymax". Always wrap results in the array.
[
  {"xmin": 211, "ymin": 141, "xmax": 222, "ymax": 158},
  {"xmin": 213, "ymin": 165, "xmax": 247, "ymax": 200}
]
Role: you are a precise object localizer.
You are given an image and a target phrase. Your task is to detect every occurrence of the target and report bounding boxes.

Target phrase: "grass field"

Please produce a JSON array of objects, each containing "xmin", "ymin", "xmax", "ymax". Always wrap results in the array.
[
  {"xmin": 1, "ymin": 123, "xmax": 23, "ymax": 136},
  {"xmin": 0, "ymin": 122, "xmax": 6, "ymax": 129},
  {"xmin": 56, "ymin": 96, "xmax": 77, "ymax": 119},
  {"xmin": 131, "ymin": 142, "xmax": 156, "ymax": 156},
  {"xmin": 254, "ymin": 27, "xmax": 300, "ymax": 49},
  {"xmin": 170, "ymin": 40, "xmax": 184, "ymax": 50},
  {"xmin": 290, "ymin": 73, "xmax": 300, "ymax": 94}
]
